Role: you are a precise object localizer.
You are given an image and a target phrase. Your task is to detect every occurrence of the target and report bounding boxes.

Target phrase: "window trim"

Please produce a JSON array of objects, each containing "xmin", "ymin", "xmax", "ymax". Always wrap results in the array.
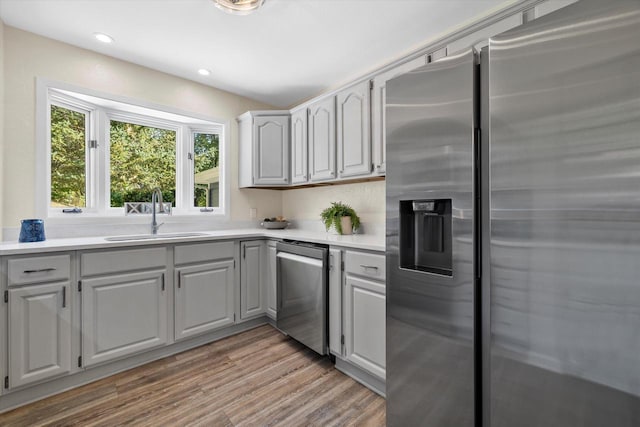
[{"xmin": 36, "ymin": 78, "xmax": 230, "ymax": 223}]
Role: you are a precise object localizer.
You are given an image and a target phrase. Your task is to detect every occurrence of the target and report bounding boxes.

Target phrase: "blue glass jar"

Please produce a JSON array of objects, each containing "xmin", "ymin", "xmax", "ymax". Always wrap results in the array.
[{"xmin": 18, "ymin": 219, "xmax": 46, "ymax": 242}]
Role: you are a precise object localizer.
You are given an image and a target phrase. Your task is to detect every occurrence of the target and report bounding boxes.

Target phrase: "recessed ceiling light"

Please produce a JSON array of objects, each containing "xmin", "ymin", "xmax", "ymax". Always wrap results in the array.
[
  {"xmin": 94, "ymin": 33, "xmax": 114, "ymax": 44},
  {"xmin": 198, "ymin": 69, "xmax": 211, "ymax": 76},
  {"xmin": 212, "ymin": 0, "xmax": 265, "ymax": 15}
]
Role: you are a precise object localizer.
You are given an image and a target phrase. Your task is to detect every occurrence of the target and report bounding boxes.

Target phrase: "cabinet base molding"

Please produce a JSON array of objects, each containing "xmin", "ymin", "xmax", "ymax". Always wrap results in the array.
[
  {"xmin": 0, "ymin": 317, "xmax": 268, "ymax": 414},
  {"xmin": 334, "ymin": 357, "xmax": 386, "ymax": 397}
]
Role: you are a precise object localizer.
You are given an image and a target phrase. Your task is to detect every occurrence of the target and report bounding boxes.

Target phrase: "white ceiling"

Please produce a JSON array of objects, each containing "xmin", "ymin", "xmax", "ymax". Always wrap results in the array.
[{"xmin": 0, "ymin": 0, "xmax": 510, "ymax": 107}]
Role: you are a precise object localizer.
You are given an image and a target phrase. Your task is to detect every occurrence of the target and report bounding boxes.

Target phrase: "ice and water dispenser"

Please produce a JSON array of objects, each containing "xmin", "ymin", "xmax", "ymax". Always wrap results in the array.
[{"xmin": 399, "ymin": 199, "xmax": 452, "ymax": 276}]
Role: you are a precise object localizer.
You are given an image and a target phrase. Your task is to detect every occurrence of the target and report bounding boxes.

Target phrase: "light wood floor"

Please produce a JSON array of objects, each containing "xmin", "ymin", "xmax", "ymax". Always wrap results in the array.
[{"xmin": 0, "ymin": 325, "xmax": 386, "ymax": 426}]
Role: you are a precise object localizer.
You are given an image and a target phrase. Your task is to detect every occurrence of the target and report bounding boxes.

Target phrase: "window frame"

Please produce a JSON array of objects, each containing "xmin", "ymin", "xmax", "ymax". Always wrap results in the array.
[{"xmin": 36, "ymin": 79, "xmax": 229, "ymax": 222}]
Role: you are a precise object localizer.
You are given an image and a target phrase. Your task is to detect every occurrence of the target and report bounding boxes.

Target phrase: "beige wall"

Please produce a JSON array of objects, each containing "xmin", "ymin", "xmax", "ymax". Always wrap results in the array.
[
  {"xmin": 282, "ymin": 180, "xmax": 385, "ymax": 226},
  {"xmin": 2, "ymin": 26, "xmax": 283, "ymax": 230}
]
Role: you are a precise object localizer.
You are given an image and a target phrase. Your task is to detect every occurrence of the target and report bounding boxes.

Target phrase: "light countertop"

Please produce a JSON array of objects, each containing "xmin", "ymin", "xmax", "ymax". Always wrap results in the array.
[{"xmin": 0, "ymin": 228, "xmax": 385, "ymax": 256}]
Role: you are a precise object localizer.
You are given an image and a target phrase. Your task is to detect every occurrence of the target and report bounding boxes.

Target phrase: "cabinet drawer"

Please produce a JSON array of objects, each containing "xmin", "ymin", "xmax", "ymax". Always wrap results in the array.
[
  {"xmin": 81, "ymin": 247, "xmax": 167, "ymax": 276},
  {"xmin": 345, "ymin": 251, "xmax": 385, "ymax": 282},
  {"xmin": 174, "ymin": 241, "xmax": 234, "ymax": 265},
  {"xmin": 8, "ymin": 255, "xmax": 71, "ymax": 286}
]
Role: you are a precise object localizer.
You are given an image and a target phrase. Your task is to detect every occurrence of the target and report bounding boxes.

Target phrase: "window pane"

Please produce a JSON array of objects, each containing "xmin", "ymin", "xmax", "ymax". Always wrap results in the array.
[
  {"xmin": 193, "ymin": 132, "xmax": 220, "ymax": 208},
  {"xmin": 50, "ymin": 105, "xmax": 87, "ymax": 208},
  {"xmin": 110, "ymin": 120, "xmax": 176, "ymax": 207}
]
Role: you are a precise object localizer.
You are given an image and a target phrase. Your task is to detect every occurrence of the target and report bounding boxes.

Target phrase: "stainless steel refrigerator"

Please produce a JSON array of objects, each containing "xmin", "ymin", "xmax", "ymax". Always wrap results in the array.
[{"xmin": 385, "ymin": 0, "xmax": 640, "ymax": 425}]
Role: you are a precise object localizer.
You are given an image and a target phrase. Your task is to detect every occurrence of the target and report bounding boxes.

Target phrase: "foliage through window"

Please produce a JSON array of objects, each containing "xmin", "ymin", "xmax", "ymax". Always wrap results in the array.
[
  {"xmin": 50, "ymin": 105, "xmax": 87, "ymax": 208},
  {"xmin": 110, "ymin": 121, "xmax": 176, "ymax": 207},
  {"xmin": 193, "ymin": 132, "xmax": 219, "ymax": 208},
  {"xmin": 45, "ymin": 87, "xmax": 225, "ymax": 216}
]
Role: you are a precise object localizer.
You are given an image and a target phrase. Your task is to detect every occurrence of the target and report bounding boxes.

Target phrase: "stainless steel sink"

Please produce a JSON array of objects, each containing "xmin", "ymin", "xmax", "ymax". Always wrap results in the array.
[{"xmin": 104, "ymin": 232, "xmax": 208, "ymax": 242}]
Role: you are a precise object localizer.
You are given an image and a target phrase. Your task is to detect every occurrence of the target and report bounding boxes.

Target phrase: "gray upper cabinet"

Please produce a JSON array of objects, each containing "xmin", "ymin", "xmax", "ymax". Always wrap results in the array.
[
  {"xmin": 238, "ymin": 111, "xmax": 290, "ymax": 188},
  {"xmin": 240, "ymin": 240, "xmax": 265, "ymax": 320},
  {"xmin": 290, "ymin": 108, "xmax": 309, "ymax": 184},
  {"xmin": 8, "ymin": 282, "xmax": 72, "ymax": 388},
  {"xmin": 371, "ymin": 55, "xmax": 427, "ymax": 175},
  {"xmin": 337, "ymin": 81, "xmax": 372, "ymax": 178},
  {"xmin": 308, "ymin": 97, "xmax": 336, "ymax": 182}
]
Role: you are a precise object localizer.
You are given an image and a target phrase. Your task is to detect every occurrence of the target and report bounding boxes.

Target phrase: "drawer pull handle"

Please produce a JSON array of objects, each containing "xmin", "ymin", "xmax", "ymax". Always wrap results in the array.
[
  {"xmin": 360, "ymin": 264, "xmax": 379, "ymax": 270},
  {"xmin": 23, "ymin": 267, "xmax": 57, "ymax": 273}
]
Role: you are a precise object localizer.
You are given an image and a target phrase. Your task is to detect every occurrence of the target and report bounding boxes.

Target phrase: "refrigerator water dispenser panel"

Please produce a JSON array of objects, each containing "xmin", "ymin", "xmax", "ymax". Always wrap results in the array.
[{"xmin": 399, "ymin": 199, "xmax": 452, "ymax": 276}]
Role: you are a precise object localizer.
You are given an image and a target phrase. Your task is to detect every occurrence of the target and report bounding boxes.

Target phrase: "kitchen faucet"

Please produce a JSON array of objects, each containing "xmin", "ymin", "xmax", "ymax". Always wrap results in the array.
[{"xmin": 151, "ymin": 187, "xmax": 165, "ymax": 235}]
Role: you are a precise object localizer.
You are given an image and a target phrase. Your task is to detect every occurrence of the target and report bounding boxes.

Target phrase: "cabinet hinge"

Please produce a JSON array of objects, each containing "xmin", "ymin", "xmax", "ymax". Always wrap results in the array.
[
  {"xmin": 78, "ymin": 280, "xmax": 82, "ymax": 292},
  {"xmin": 4, "ymin": 376, "xmax": 8, "ymax": 389},
  {"xmin": 369, "ymin": 79, "xmax": 374, "ymax": 90},
  {"xmin": 187, "ymin": 152, "xmax": 193, "ymax": 160},
  {"xmin": 78, "ymin": 356, "xmax": 82, "ymax": 367},
  {"xmin": 3, "ymin": 290, "xmax": 7, "ymax": 303},
  {"xmin": 89, "ymin": 140, "xmax": 98, "ymax": 149},
  {"xmin": 341, "ymin": 335, "xmax": 345, "ymax": 345},
  {"xmin": 341, "ymin": 261, "xmax": 345, "ymax": 271}
]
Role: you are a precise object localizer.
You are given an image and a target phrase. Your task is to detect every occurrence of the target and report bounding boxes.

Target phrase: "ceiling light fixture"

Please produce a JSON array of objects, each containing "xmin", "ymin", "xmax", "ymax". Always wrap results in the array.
[
  {"xmin": 198, "ymin": 69, "xmax": 211, "ymax": 76},
  {"xmin": 212, "ymin": 0, "xmax": 265, "ymax": 15},
  {"xmin": 94, "ymin": 33, "xmax": 114, "ymax": 44}
]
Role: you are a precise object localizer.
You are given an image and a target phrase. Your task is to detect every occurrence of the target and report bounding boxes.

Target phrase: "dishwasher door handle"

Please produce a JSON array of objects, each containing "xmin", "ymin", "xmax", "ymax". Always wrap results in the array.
[{"xmin": 276, "ymin": 251, "xmax": 323, "ymax": 267}]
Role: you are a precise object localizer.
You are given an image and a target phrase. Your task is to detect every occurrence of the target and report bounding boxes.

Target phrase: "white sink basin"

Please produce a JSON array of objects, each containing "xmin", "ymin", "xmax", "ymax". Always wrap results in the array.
[{"xmin": 104, "ymin": 232, "xmax": 209, "ymax": 242}]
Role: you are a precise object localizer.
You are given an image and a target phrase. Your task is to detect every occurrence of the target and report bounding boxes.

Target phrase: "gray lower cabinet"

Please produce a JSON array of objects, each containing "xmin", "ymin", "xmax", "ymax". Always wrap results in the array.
[
  {"xmin": 8, "ymin": 282, "xmax": 72, "ymax": 388},
  {"xmin": 240, "ymin": 240, "xmax": 265, "ymax": 319},
  {"xmin": 344, "ymin": 275, "xmax": 386, "ymax": 379},
  {"xmin": 343, "ymin": 250, "xmax": 386, "ymax": 380},
  {"xmin": 265, "ymin": 241, "xmax": 277, "ymax": 319},
  {"xmin": 81, "ymin": 270, "xmax": 168, "ymax": 367},
  {"xmin": 328, "ymin": 248, "xmax": 343, "ymax": 355},
  {"xmin": 174, "ymin": 260, "xmax": 235, "ymax": 340}
]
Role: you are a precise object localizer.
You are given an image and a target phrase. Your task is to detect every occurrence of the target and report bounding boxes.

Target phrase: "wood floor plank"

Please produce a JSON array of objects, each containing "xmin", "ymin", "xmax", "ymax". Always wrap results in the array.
[{"xmin": 0, "ymin": 325, "xmax": 385, "ymax": 426}]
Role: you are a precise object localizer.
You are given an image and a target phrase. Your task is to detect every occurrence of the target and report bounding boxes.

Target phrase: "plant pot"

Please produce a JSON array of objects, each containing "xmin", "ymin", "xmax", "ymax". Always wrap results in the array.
[{"xmin": 340, "ymin": 216, "xmax": 353, "ymax": 235}]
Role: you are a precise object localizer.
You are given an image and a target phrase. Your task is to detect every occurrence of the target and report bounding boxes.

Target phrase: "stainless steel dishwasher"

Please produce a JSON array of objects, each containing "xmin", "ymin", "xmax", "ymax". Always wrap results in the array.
[{"xmin": 276, "ymin": 240, "xmax": 329, "ymax": 355}]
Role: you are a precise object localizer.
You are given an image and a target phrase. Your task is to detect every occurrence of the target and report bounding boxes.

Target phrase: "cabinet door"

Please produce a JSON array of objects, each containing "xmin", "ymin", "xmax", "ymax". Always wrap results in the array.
[
  {"xmin": 253, "ymin": 116, "xmax": 290, "ymax": 185},
  {"xmin": 308, "ymin": 97, "xmax": 336, "ymax": 182},
  {"xmin": 8, "ymin": 282, "xmax": 72, "ymax": 388},
  {"xmin": 328, "ymin": 249, "xmax": 343, "ymax": 356},
  {"xmin": 344, "ymin": 275, "xmax": 386, "ymax": 379},
  {"xmin": 291, "ymin": 109, "xmax": 308, "ymax": 184},
  {"xmin": 337, "ymin": 81, "xmax": 372, "ymax": 178},
  {"xmin": 240, "ymin": 240, "xmax": 265, "ymax": 319},
  {"xmin": 265, "ymin": 241, "xmax": 278, "ymax": 319},
  {"xmin": 371, "ymin": 55, "xmax": 427, "ymax": 175},
  {"xmin": 175, "ymin": 261, "xmax": 235, "ymax": 341},
  {"xmin": 82, "ymin": 270, "xmax": 168, "ymax": 367}
]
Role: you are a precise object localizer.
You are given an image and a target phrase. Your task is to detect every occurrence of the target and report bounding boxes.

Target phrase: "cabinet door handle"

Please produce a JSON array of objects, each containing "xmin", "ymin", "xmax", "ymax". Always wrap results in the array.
[
  {"xmin": 62, "ymin": 286, "xmax": 67, "ymax": 308},
  {"xmin": 360, "ymin": 264, "xmax": 379, "ymax": 270},
  {"xmin": 178, "ymin": 273, "xmax": 181, "ymax": 289},
  {"xmin": 161, "ymin": 273, "xmax": 165, "ymax": 291},
  {"xmin": 23, "ymin": 267, "xmax": 56, "ymax": 273},
  {"xmin": 329, "ymin": 253, "xmax": 334, "ymax": 270}
]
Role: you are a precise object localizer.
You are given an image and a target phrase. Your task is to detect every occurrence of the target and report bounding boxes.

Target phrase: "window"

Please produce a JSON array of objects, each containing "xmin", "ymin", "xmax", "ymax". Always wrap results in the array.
[
  {"xmin": 42, "ymin": 83, "xmax": 226, "ymax": 218},
  {"xmin": 50, "ymin": 104, "xmax": 89, "ymax": 208}
]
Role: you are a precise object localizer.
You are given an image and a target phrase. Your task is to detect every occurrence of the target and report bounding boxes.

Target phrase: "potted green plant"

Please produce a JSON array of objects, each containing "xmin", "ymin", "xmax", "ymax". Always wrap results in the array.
[{"xmin": 320, "ymin": 202, "xmax": 361, "ymax": 235}]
